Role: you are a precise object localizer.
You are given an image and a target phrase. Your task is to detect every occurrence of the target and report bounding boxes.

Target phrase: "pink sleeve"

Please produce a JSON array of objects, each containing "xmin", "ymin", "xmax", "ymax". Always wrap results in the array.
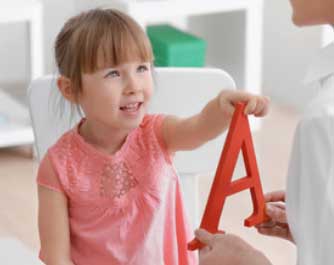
[
  {"xmin": 152, "ymin": 114, "xmax": 174, "ymax": 164},
  {"xmin": 37, "ymin": 153, "xmax": 64, "ymax": 193}
]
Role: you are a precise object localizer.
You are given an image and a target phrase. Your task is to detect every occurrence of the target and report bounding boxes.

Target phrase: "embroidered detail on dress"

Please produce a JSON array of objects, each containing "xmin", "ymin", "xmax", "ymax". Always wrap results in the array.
[{"xmin": 100, "ymin": 161, "xmax": 138, "ymax": 198}]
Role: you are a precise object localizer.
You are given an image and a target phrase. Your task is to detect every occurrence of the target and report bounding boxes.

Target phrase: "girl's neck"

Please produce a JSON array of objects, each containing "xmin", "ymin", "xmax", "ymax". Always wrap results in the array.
[{"xmin": 79, "ymin": 119, "xmax": 130, "ymax": 155}]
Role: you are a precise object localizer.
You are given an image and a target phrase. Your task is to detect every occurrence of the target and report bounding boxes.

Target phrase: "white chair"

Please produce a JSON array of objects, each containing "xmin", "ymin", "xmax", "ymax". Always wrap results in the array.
[{"xmin": 28, "ymin": 67, "xmax": 235, "ymax": 226}]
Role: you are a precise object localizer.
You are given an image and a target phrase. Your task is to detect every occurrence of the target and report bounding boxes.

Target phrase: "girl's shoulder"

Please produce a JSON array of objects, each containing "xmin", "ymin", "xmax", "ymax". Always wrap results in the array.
[
  {"xmin": 37, "ymin": 127, "xmax": 78, "ymax": 194},
  {"xmin": 136, "ymin": 114, "xmax": 165, "ymax": 144},
  {"xmin": 132, "ymin": 113, "xmax": 173, "ymax": 164},
  {"xmin": 139, "ymin": 113, "xmax": 164, "ymax": 129},
  {"xmin": 46, "ymin": 121, "xmax": 84, "ymax": 167},
  {"xmin": 49, "ymin": 127, "xmax": 77, "ymax": 153}
]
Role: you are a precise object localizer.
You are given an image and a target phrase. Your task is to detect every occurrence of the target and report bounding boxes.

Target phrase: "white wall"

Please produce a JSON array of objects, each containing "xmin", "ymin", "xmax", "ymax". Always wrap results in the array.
[
  {"xmin": 0, "ymin": 0, "xmax": 329, "ymax": 110},
  {"xmin": 0, "ymin": 22, "xmax": 28, "ymax": 83},
  {"xmin": 0, "ymin": 0, "xmax": 75, "ymax": 83},
  {"xmin": 262, "ymin": 0, "xmax": 323, "ymax": 110}
]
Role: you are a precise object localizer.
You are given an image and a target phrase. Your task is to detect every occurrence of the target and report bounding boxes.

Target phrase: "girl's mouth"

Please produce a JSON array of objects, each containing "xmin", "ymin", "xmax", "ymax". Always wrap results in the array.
[{"xmin": 119, "ymin": 102, "xmax": 143, "ymax": 113}]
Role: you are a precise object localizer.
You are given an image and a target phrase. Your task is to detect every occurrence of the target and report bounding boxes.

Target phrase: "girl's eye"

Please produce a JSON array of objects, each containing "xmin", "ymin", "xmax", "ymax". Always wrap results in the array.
[
  {"xmin": 137, "ymin": 65, "xmax": 149, "ymax": 73},
  {"xmin": 105, "ymin": 70, "xmax": 120, "ymax": 78}
]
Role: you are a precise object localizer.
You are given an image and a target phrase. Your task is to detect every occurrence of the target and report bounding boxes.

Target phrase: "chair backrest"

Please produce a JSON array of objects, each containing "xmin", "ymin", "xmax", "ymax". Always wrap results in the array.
[{"xmin": 28, "ymin": 67, "xmax": 235, "ymax": 175}]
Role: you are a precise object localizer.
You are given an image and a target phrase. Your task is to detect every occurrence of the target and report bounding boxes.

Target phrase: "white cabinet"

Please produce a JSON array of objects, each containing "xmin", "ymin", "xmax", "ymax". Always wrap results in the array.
[{"xmin": 0, "ymin": 0, "xmax": 43, "ymax": 148}]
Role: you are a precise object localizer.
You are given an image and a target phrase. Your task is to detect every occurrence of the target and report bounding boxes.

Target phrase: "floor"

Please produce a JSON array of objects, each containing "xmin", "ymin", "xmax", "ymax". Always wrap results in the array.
[{"xmin": 0, "ymin": 103, "xmax": 299, "ymax": 264}]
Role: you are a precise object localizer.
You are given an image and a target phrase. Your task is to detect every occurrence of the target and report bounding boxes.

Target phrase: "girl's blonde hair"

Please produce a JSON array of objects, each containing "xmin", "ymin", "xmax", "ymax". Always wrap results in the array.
[{"xmin": 55, "ymin": 8, "xmax": 153, "ymax": 100}]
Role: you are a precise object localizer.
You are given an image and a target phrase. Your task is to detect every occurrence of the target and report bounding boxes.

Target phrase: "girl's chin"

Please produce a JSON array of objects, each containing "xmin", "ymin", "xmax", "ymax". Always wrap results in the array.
[{"xmin": 120, "ymin": 112, "xmax": 145, "ymax": 129}]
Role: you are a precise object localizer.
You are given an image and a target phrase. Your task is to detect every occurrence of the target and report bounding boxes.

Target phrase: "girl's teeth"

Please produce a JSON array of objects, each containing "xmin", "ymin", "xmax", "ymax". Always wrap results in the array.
[{"xmin": 121, "ymin": 103, "xmax": 140, "ymax": 111}]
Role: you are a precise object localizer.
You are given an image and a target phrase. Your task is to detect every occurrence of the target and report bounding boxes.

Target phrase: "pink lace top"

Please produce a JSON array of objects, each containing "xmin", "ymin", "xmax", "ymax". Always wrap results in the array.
[{"xmin": 37, "ymin": 114, "xmax": 197, "ymax": 265}]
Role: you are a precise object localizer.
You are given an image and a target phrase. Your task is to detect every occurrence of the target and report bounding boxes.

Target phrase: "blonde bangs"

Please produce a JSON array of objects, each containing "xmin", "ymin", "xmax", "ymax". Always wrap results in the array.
[{"xmin": 77, "ymin": 9, "xmax": 154, "ymax": 73}]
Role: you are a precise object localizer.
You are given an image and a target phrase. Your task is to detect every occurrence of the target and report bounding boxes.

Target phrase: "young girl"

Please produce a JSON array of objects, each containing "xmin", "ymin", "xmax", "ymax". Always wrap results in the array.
[{"xmin": 37, "ymin": 8, "xmax": 270, "ymax": 265}]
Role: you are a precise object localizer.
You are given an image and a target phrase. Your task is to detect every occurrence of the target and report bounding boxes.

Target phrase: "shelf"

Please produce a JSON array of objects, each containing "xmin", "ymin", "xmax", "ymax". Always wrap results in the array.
[
  {"xmin": 101, "ymin": 0, "xmax": 263, "ymax": 27},
  {"xmin": 0, "ymin": 0, "xmax": 43, "ymax": 148},
  {"xmin": 124, "ymin": 0, "xmax": 257, "ymax": 19},
  {"xmin": 0, "ymin": 90, "xmax": 34, "ymax": 148},
  {"xmin": 0, "ymin": 0, "xmax": 41, "ymax": 23}
]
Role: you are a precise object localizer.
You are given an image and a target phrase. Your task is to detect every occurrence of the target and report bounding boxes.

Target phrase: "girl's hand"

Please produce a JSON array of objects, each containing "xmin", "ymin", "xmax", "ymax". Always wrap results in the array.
[
  {"xmin": 218, "ymin": 90, "xmax": 270, "ymax": 118},
  {"xmin": 195, "ymin": 229, "xmax": 272, "ymax": 265},
  {"xmin": 255, "ymin": 191, "xmax": 294, "ymax": 243}
]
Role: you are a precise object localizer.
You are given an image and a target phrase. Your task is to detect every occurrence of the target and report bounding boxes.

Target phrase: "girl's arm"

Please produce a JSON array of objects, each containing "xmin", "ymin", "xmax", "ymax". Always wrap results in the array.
[
  {"xmin": 38, "ymin": 185, "xmax": 75, "ymax": 265},
  {"xmin": 38, "ymin": 156, "xmax": 75, "ymax": 265},
  {"xmin": 163, "ymin": 90, "xmax": 269, "ymax": 153}
]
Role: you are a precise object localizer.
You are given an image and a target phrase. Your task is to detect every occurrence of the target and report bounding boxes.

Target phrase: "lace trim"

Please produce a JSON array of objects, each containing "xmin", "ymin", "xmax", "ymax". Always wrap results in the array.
[{"xmin": 100, "ymin": 161, "xmax": 138, "ymax": 198}]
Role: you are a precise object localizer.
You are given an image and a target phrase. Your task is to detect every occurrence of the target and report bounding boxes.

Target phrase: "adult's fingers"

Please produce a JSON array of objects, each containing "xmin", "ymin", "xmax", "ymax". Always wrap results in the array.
[
  {"xmin": 257, "ymin": 226, "xmax": 290, "ymax": 240},
  {"xmin": 268, "ymin": 201, "xmax": 286, "ymax": 210},
  {"xmin": 266, "ymin": 204, "xmax": 287, "ymax": 223},
  {"xmin": 264, "ymin": 190, "xmax": 286, "ymax": 203}
]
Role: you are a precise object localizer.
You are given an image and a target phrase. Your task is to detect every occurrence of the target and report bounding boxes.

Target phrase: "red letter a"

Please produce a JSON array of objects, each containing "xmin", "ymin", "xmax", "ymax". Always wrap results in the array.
[{"xmin": 188, "ymin": 102, "xmax": 269, "ymax": 251}]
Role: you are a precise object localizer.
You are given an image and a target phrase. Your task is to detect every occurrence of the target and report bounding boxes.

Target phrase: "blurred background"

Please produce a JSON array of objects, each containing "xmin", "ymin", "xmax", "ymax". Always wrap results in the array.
[{"xmin": 0, "ymin": 0, "xmax": 333, "ymax": 264}]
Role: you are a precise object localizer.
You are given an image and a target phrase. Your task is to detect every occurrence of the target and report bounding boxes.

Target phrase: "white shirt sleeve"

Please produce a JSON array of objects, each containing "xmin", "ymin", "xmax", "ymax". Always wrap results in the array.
[{"xmin": 286, "ymin": 114, "xmax": 334, "ymax": 265}]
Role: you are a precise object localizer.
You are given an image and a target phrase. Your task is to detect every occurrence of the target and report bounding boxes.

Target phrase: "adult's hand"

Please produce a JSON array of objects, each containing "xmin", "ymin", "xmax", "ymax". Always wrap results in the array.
[
  {"xmin": 256, "ymin": 190, "xmax": 294, "ymax": 243},
  {"xmin": 195, "ymin": 229, "xmax": 272, "ymax": 265}
]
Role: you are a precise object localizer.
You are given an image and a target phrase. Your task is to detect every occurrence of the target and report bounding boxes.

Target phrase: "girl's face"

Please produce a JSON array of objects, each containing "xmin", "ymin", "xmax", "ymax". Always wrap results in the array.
[
  {"xmin": 289, "ymin": 0, "xmax": 334, "ymax": 26},
  {"xmin": 79, "ymin": 61, "xmax": 153, "ymax": 131}
]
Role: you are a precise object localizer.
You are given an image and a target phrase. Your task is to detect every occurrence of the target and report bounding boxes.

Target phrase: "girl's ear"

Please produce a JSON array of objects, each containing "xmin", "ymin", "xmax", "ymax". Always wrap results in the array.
[{"xmin": 57, "ymin": 76, "xmax": 76, "ymax": 103}]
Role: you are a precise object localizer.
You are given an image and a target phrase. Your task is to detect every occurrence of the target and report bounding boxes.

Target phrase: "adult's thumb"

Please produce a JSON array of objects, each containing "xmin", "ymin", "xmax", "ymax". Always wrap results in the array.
[{"xmin": 195, "ymin": 229, "xmax": 214, "ymax": 245}]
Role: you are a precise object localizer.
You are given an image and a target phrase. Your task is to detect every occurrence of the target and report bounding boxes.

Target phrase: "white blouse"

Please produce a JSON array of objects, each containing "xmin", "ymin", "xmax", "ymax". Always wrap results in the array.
[{"xmin": 287, "ymin": 41, "xmax": 334, "ymax": 265}]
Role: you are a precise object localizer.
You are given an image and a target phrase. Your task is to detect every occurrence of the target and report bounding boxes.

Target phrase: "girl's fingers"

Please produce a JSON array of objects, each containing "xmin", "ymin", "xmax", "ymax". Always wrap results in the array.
[
  {"xmin": 225, "ymin": 90, "xmax": 253, "ymax": 103},
  {"xmin": 253, "ymin": 98, "xmax": 265, "ymax": 117},
  {"xmin": 263, "ymin": 96, "xmax": 271, "ymax": 115},
  {"xmin": 225, "ymin": 102, "xmax": 236, "ymax": 117},
  {"xmin": 254, "ymin": 97, "xmax": 270, "ymax": 117},
  {"xmin": 220, "ymin": 90, "xmax": 270, "ymax": 117},
  {"xmin": 244, "ymin": 97, "xmax": 258, "ymax": 114}
]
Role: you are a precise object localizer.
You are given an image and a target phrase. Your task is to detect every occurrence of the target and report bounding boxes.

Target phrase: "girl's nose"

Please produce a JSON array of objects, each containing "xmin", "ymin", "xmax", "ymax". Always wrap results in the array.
[{"xmin": 124, "ymin": 77, "xmax": 141, "ymax": 95}]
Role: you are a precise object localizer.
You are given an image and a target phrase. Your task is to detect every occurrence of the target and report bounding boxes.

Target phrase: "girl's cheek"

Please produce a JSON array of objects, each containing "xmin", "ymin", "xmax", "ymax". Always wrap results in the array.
[{"xmin": 146, "ymin": 86, "xmax": 154, "ymax": 99}]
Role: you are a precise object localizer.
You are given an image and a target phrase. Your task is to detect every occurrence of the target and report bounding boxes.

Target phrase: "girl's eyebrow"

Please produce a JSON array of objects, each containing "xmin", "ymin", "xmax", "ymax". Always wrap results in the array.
[
  {"xmin": 102, "ymin": 62, "xmax": 150, "ymax": 72},
  {"xmin": 103, "ymin": 66, "xmax": 118, "ymax": 70},
  {"xmin": 101, "ymin": 67, "xmax": 118, "ymax": 73}
]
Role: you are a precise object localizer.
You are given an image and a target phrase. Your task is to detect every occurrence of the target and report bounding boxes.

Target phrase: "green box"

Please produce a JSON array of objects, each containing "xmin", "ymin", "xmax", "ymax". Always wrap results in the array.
[{"xmin": 147, "ymin": 24, "xmax": 206, "ymax": 67}]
